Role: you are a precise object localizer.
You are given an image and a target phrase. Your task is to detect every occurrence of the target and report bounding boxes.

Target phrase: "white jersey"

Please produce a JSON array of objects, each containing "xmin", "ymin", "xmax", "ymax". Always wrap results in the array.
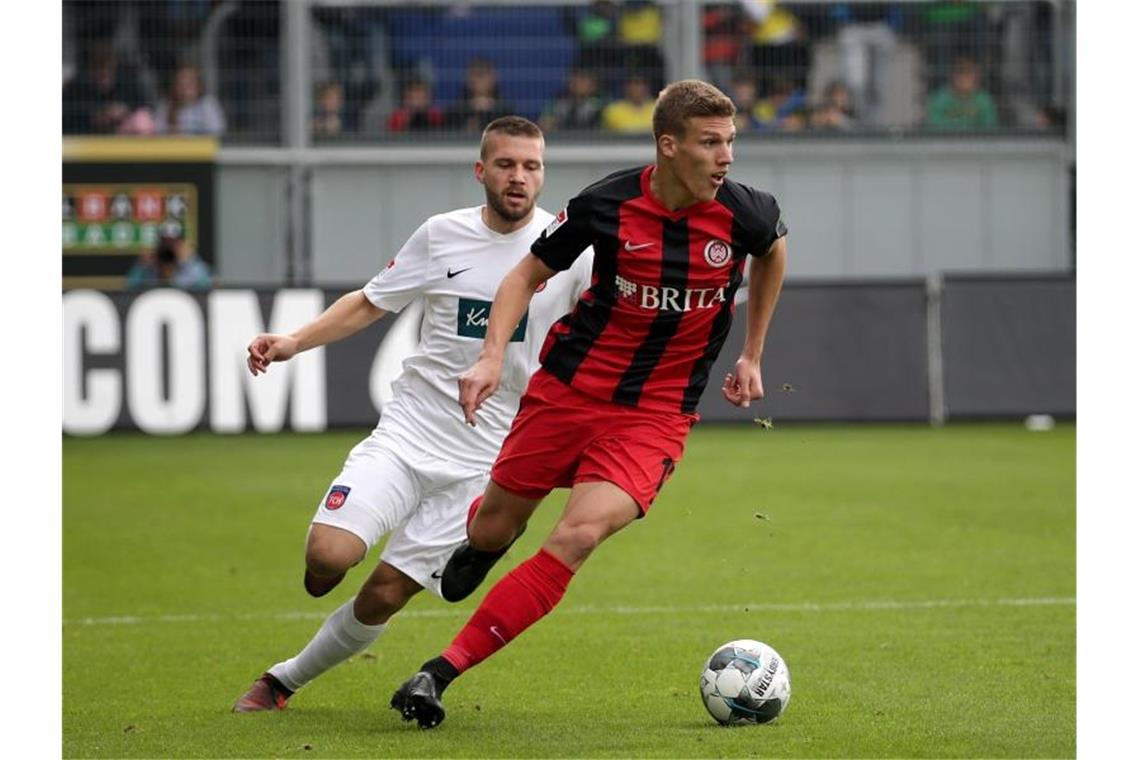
[{"xmin": 362, "ymin": 205, "xmax": 593, "ymax": 472}]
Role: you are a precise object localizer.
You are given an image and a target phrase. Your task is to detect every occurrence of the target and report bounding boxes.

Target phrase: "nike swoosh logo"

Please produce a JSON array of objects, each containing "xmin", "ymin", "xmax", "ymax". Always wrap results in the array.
[
  {"xmin": 447, "ymin": 267, "xmax": 472, "ymax": 279},
  {"xmin": 624, "ymin": 241, "xmax": 653, "ymax": 251},
  {"xmin": 489, "ymin": 625, "xmax": 507, "ymax": 644},
  {"xmin": 430, "ymin": 570, "xmax": 443, "ymax": 579}
]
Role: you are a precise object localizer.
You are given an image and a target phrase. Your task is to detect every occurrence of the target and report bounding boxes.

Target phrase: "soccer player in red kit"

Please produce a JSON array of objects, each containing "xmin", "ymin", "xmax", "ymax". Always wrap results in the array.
[{"xmin": 391, "ymin": 79, "xmax": 788, "ymax": 729}]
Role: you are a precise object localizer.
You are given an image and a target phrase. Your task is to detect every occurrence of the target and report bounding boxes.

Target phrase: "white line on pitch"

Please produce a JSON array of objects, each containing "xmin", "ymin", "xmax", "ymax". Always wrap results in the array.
[{"xmin": 63, "ymin": 596, "xmax": 1074, "ymax": 627}]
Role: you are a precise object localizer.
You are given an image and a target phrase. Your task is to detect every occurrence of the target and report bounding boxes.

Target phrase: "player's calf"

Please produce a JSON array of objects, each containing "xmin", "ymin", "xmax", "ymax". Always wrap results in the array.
[{"xmin": 353, "ymin": 561, "xmax": 423, "ymax": 625}]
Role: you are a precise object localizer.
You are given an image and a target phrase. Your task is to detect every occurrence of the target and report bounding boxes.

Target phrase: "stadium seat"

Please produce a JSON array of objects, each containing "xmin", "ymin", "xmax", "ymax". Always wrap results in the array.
[{"xmin": 387, "ymin": 7, "xmax": 576, "ymax": 121}]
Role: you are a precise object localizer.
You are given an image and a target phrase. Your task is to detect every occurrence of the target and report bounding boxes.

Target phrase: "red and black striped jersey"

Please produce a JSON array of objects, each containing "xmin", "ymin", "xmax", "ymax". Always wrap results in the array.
[{"xmin": 532, "ymin": 165, "xmax": 787, "ymax": 415}]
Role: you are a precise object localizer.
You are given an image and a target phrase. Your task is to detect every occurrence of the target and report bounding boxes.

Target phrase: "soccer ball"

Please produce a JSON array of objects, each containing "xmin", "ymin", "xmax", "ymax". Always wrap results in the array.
[{"xmin": 699, "ymin": 639, "xmax": 791, "ymax": 725}]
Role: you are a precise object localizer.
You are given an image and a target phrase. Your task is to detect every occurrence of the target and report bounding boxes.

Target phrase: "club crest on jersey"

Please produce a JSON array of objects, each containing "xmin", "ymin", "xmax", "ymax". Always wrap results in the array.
[
  {"xmin": 325, "ymin": 485, "xmax": 350, "ymax": 510},
  {"xmin": 704, "ymin": 239, "xmax": 732, "ymax": 267},
  {"xmin": 544, "ymin": 208, "xmax": 568, "ymax": 237}
]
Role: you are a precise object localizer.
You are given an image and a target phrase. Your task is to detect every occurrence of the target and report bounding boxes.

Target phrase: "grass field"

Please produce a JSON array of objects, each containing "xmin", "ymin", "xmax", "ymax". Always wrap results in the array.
[{"xmin": 63, "ymin": 423, "xmax": 1075, "ymax": 758}]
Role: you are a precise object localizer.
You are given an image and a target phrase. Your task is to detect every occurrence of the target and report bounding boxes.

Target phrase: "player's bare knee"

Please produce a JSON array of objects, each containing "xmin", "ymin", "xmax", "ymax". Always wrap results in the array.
[
  {"xmin": 305, "ymin": 528, "xmax": 365, "ymax": 577},
  {"xmin": 545, "ymin": 521, "xmax": 606, "ymax": 565},
  {"xmin": 305, "ymin": 550, "xmax": 349, "ymax": 579}
]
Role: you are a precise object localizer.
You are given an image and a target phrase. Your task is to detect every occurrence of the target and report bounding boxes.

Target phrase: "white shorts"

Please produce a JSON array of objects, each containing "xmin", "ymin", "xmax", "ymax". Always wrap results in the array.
[{"xmin": 311, "ymin": 431, "xmax": 487, "ymax": 599}]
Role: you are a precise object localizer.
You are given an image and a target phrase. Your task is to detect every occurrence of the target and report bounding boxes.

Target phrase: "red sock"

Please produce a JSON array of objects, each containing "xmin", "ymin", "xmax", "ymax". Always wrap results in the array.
[{"xmin": 442, "ymin": 549, "xmax": 574, "ymax": 673}]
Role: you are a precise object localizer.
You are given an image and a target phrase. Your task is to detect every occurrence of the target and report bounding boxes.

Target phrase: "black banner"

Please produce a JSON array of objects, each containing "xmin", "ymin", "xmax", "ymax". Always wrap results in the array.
[
  {"xmin": 62, "ymin": 279, "xmax": 1075, "ymax": 435},
  {"xmin": 699, "ymin": 281, "xmax": 931, "ymax": 423},
  {"xmin": 941, "ymin": 274, "xmax": 1076, "ymax": 418}
]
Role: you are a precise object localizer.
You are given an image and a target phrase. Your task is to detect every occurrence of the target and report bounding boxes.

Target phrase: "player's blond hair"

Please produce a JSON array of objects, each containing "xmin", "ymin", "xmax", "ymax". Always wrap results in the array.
[
  {"xmin": 480, "ymin": 116, "xmax": 544, "ymax": 159},
  {"xmin": 652, "ymin": 80, "xmax": 736, "ymax": 140}
]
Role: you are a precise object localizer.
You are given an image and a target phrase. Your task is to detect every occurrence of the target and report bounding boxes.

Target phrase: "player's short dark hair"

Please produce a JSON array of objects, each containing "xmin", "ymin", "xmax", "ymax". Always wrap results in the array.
[
  {"xmin": 653, "ymin": 80, "xmax": 736, "ymax": 140},
  {"xmin": 480, "ymin": 116, "xmax": 544, "ymax": 159}
]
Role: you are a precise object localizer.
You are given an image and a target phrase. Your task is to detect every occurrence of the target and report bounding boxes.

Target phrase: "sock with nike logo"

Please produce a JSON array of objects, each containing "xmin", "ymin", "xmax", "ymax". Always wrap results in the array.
[{"xmin": 440, "ymin": 549, "xmax": 574, "ymax": 673}]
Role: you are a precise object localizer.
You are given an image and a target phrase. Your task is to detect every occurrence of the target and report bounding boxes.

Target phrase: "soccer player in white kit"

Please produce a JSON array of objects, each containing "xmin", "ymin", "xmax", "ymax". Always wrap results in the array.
[{"xmin": 233, "ymin": 117, "xmax": 593, "ymax": 712}]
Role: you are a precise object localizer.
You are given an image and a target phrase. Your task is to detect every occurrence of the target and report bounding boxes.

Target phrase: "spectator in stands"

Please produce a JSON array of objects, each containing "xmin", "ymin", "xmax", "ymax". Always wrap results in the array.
[
  {"xmin": 313, "ymin": 81, "xmax": 346, "ymax": 138},
  {"xmin": 569, "ymin": 1, "xmax": 664, "ymax": 94},
  {"xmin": 728, "ymin": 71, "xmax": 765, "ymax": 132},
  {"xmin": 155, "ymin": 64, "xmax": 226, "ymax": 136},
  {"xmin": 446, "ymin": 58, "xmax": 516, "ymax": 133},
  {"xmin": 810, "ymin": 80, "xmax": 860, "ymax": 132},
  {"xmin": 126, "ymin": 249, "xmax": 162, "ymax": 289},
  {"xmin": 830, "ymin": 2, "xmax": 902, "ymax": 128},
  {"xmin": 994, "ymin": 2, "xmax": 1054, "ymax": 129},
  {"xmin": 780, "ymin": 106, "xmax": 810, "ymax": 133},
  {"xmin": 615, "ymin": 1, "xmax": 665, "ymax": 92},
  {"xmin": 601, "ymin": 73, "xmax": 655, "ymax": 134},
  {"xmin": 126, "ymin": 230, "xmax": 213, "ymax": 290},
  {"xmin": 63, "ymin": 42, "xmax": 155, "ymax": 135},
  {"xmin": 926, "ymin": 56, "xmax": 999, "ymax": 130},
  {"xmin": 137, "ymin": 1, "xmax": 215, "ymax": 90},
  {"xmin": 572, "ymin": 0, "xmax": 617, "ymax": 46},
  {"xmin": 568, "ymin": 1, "xmax": 620, "ymax": 89},
  {"xmin": 754, "ymin": 75, "xmax": 808, "ymax": 131},
  {"xmin": 540, "ymin": 68, "xmax": 606, "ymax": 132},
  {"xmin": 617, "ymin": 1, "xmax": 662, "ymax": 47},
  {"xmin": 312, "ymin": 4, "xmax": 388, "ymax": 133},
  {"xmin": 703, "ymin": 4, "xmax": 750, "ymax": 92},
  {"xmin": 1035, "ymin": 104, "xmax": 1066, "ymax": 132},
  {"xmin": 921, "ymin": 0, "xmax": 990, "ymax": 91},
  {"xmin": 742, "ymin": 1, "xmax": 810, "ymax": 94},
  {"xmin": 388, "ymin": 78, "xmax": 445, "ymax": 133}
]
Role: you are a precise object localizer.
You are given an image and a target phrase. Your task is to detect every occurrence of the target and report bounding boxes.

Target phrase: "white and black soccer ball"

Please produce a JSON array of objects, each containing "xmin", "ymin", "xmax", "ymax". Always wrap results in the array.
[{"xmin": 699, "ymin": 639, "xmax": 791, "ymax": 725}]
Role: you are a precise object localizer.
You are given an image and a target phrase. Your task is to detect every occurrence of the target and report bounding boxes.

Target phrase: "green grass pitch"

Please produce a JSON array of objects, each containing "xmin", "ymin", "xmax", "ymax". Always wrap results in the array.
[{"xmin": 63, "ymin": 423, "xmax": 1074, "ymax": 758}]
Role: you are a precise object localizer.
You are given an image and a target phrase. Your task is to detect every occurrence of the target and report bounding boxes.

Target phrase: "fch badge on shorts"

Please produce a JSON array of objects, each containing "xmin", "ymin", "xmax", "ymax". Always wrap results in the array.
[{"xmin": 325, "ymin": 485, "xmax": 351, "ymax": 510}]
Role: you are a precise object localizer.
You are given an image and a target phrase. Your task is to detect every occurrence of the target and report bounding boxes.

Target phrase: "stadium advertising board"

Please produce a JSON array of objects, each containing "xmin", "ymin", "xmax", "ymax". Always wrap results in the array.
[
  {"xmin": 62, "ymin": 279, "xmax": 1073, "ymax": 434},
  {"xmin": 62, "ymin": 137, "xmax": 216, "ymax": 290},
  {"xmin": 63, "ymin": 289, "xmax": 418, "ymax": 435},
  {"xmin": 63, "ymin": 183, "xmax": 199, "ymax": 254},
  {"xmin": 63, "ymin": 285, "xmax": 936, "ymax": 434}
]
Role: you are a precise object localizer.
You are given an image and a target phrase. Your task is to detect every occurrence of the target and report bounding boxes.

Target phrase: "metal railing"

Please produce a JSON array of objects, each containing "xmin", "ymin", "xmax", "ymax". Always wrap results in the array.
[
  {"xmin": 62, "ymin": 0, "xmax": 1074, "ymax": 143},
  {"xmin": 61, "ymin": 1, "xmax": 1076, "ymax": 290}
]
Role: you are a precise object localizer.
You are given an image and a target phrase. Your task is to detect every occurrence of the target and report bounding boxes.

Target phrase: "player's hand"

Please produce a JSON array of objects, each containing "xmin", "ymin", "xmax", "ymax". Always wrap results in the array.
[
  {"xmin": 247, "ymin": 334, "xmax": 300, "ymax": 376},
  {"xmin": 458, "ymin": 356, "xmax": 503, "ymax": 427},
  {"xmin": 722, "ymin": 357, "xmax": 764, "ymax": 408}
]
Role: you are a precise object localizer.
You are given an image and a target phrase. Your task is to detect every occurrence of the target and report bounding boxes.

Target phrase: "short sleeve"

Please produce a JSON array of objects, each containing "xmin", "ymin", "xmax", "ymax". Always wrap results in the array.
[
  {"xmin": 531, "ymin": 193, "xmax": 595, "ymax": 272},
  {"xmin": 565, "ymin": 245, "xmax": 595, "ymax": 310},
  {"xmin": 362, "ymin": 219, "xmax": 431, "ymax": 312},
  {"xmin": 748, "ymin": 190, "xmax": 787, "ymax": 257}
]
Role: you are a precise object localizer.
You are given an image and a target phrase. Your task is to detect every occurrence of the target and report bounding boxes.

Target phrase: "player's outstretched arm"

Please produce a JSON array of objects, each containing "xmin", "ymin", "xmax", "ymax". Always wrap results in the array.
[
  {"xmin": 459, "ymin": 253, "xmax": 556, "ymax": 425},
  {"xmin": 723, "ymin": 236, "xmax": 787, "ymax": 407},
  {"xmin": 247, "ymin": 290, "xmax": 385, "ymax": 376}
]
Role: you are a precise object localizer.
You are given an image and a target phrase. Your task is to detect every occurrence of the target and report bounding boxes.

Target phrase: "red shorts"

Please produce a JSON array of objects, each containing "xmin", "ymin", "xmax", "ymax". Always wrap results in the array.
[{"xmin": 490, "ymin": 368, "xmax": 697, "ymax": 515}]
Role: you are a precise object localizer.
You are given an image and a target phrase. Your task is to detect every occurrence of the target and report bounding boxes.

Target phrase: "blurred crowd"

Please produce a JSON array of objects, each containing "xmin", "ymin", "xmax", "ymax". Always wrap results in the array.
[{"xmin": 62, "ymin": 1, "xmax": 1067, "ymax": 142}]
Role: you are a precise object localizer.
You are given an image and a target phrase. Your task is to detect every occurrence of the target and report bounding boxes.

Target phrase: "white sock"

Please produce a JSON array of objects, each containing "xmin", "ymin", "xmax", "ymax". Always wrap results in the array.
[{"xmin": 268, "ymin": 599, "xmax": 386, "ymax": 692}]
